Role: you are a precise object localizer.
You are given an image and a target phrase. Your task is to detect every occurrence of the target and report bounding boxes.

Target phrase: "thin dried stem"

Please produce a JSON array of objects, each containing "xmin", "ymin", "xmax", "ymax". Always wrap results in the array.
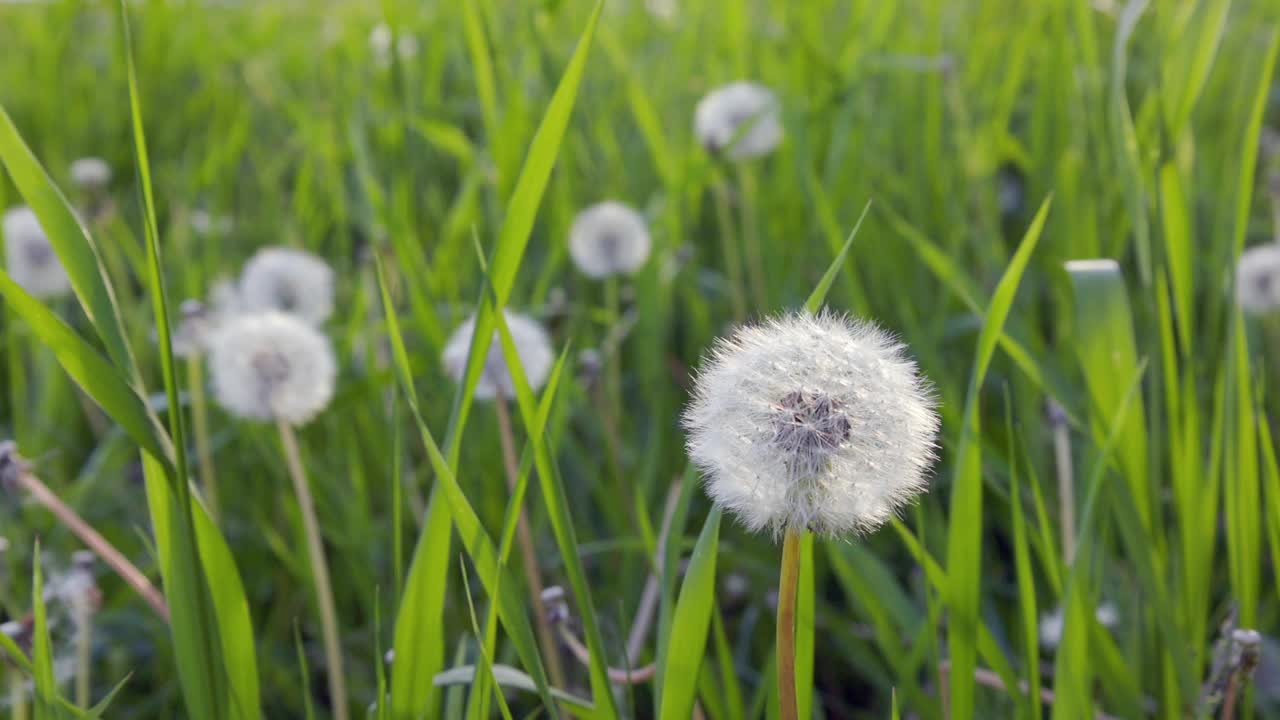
[
  {"xmin": 555, "ymin": 622, "xmax": 655, "ymax": 684},
  {"xmin": 493, "ymin": 394, "xmax": 566, "ymax": 689},
  {"xmin": 938, "ymin": 659, "xmax": 1121, "ymax": 720},
  {"xmin": 625, "ymin": 481, "xmax": 684, "ymax": 664},
  {"xmin": 11, "ymin": 468, "xmax": 168, "ymax": 621},
  {"xmin": 277, "ymin": 420, "xmax": 348, "ymax": 720}
]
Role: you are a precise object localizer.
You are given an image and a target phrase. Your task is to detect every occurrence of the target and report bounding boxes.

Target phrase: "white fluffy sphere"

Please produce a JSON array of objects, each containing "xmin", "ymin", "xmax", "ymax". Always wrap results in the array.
[
  {"xmin": 568, "ymin": 201, "xmax": 652, "ymax": 278},
  {"xmin": 69, "ymin": 157, "xmax": 112, "ymax": 191},
  {"xmin": 3, "ymin": 206, "xmax": 71, "ymax": 300},
  {"xmin": 694, "ymin": 82, "xmax": 783, "ymax": 160},
  {"xmin": 239, "ymin": 246, "xmax": 335, "ymax": 326},
  {"xmin": 441, "ymin": 309, "xmax": 554, "ymax": 401},
  {"xmin": 1236, "ymin": 243, "xmax": 1280, "ymax": 314},
  {"xmin": 208, "ymin": 312, "xmax": 337, "ymax": 425},
  {"xmin": 683, "ymin": 312, "xmax": 938, "ymax": 538}
]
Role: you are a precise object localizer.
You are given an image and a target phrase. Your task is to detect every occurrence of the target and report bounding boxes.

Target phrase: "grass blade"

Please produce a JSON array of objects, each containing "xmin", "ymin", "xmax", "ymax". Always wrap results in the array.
[
  {"xmin": 945, "ymin": 197, "xmax": 1050, "ymax": 720},
  {"xmin": 658, "ymin": 508, "xmax": 722, "ymax": 719},
  {"xmin": 803, "ymin": 200, "xmax": 871, "ymax": 314}
]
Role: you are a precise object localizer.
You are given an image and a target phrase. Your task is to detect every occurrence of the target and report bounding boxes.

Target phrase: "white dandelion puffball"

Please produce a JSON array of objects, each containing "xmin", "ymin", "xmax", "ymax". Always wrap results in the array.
[
  {"xmin": 239, "ymin": 246, "xmax": 335, "ymax": 325},
  {"xmin": 441, "ymin": 310, "xmax": 554, "ymax": 401},
  {"xmin": 1236, "ymin": 243, "xmax": 1280, "ymax": 313},
  {"xmin": 208, "ymin": 312, "xmax": 337, "ymax": 425},
  {"xmin": 694, "ymin": 82, "xmax": 783, "ymax": 160},
  {"xmin": 683, "ymin": 312, "xmax": 939, "ymax": 538},
  {"xmin": 568, "ymin": 201, "xmax": 652, "ymax": 278},
  {"xmin": 3, "ymin": 206, "xmax": 71, "ymax": 299},
  {"xmin": 69, "ymin": 157, "xmax": 112, "ymax": 191}
]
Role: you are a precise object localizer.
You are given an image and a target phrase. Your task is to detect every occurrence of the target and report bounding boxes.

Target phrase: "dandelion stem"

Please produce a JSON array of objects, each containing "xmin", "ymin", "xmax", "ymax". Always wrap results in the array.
[
  {"xmin": 187, "ymin": 357, "xmax": 219, "ymax": 521},
  {"xmin": 277, "ymin": 420, "xmax": 348, "ymax": 720},
  {"xmin": 777, "ymin": 526, "xmax": 803, "ymax": 720},
  {"xmin": 8, "ymin": 667, "xmax": 26, "ymax": 720},
  {"xmin": 1048, "ymin": 402, "xmax": 1075, "ymax": 563},
  {"xmin": 736, "ymin": 165, "xmax": 767, "ymax": 310},
  {"xmin": 75, "ymin": 603, "xmax": 91, "ymax": 707},
  {"xmin": 493, "ymin": 394, "xmax": 566, "ymax": 689},
  {"xmin": 712, "ymin": 179, "xmax": 748, "ymax": 320},
  {"xmin": 12, "ymin": 469, "xmax": 169, "ymax": 621}
]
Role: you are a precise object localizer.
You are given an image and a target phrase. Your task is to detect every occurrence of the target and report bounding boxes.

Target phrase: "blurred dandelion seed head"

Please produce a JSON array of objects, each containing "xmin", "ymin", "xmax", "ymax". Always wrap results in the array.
[
  {"xmin": 239, "ymin": 246, "xmax": 334, "ymax": 325},
  {"xmin": 1235, "ymin": 243, "xmax": 1280, "ymax": 313},
  {"xmin": 441, "ymin": 309, "xmax": 553, "ymax": 401},
  {"xmin": 569, "ymin": 201, "xmax": 652, "ymax": 278},
  {"xmin": 683, "ymin": 311, "xmax": 938, "ymax": 538},
  {"xmin": 69, "ymin": 157, "xmax": 112, "ymax": 192},
  {"xmin": 208, "ymin": 312, "xmax": 337, "ymax": 425},
  {"xmin": 694, "ymin": 82, "xmax": 782, "ymax": 160},
  {"xmin": 2, "ymin": 206, "xmax": 71, "ymax": 299}
]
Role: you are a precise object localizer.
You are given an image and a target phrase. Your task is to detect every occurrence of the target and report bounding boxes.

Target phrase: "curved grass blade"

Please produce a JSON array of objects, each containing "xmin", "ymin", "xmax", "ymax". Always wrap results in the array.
[
  {"xmin": 658, "ymin": 508, "xmax": 722, "ymax": 719},
  {"xmin": 377, "ymin": 259, "xmax": 559, "ymax": 718},
  {"xmin": 0, "ymin": 268, "xmax": 171, "ymax": 469},
  {"xmin": 120, "ymin": 4, "xmax": 245, "ymax": 717},
  {"xmin": 804, "ymin": 200, "xmax": 871, "ymax": 314},
  {"xmin": 30, "ymin": 547, "xmax": 63, "ymax": 720},
  {"xmin": 434, "ymin": 666, "xmax": 595, "ymax": 712},
  {"xmin": 945, "ymin": 197, "xmax": 1050, "ymax": 720},
  {"xmin": 490, "ymin": 299, "xmax": 618, "ymax": 718},
  {"xmin": 0, "ymin": 106, "xmax": 139, "ymax": 378},
  {"xmin": 442, "ymin": 0, "xmax": 602, "ymax": 467}
]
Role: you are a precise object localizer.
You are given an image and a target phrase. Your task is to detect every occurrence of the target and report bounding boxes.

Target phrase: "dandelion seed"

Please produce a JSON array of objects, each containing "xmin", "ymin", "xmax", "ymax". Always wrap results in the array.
[
  {"xmin": 1038, "ymin": 602, "xmax": 1120, "ymax": 649},
  {"xmin": 441, "ymin": 310, "xmax": 553, "ymax": 401},
  {"xmin": 694, "ymin": 82, "xmax": 783, "ymax": 160},
  {"xmin": 1236, "ymin": 243, "xmax": 1280, "ymax": 313},
  {"xmin": 208, "ymin": 312, "xmax": 337, "ymax": 425},
  {"xmin": 568, "ymin": 201, "xmax": 652, "ymax": 278},
  {"xmin": 683, "ymin": 311, "xmax": 939, "ymax": 538},
  {"xmin": 190, "ymin": 209, "xmax": 233, "ymax": 238},
  {"xmin": 2, "ymin": 206, "xmax": 71, "ymax": 299},
  {"xmin": 239, "ymin": 246, "xmax": 335, "ymax": 325},
  {"xmin": 68, "ymin": 157, "xmax": 111, "ymax": 192}
]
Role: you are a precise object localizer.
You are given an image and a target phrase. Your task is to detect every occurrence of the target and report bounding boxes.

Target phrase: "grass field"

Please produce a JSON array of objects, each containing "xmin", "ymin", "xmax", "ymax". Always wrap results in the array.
[{"xmin": 1, "ymin": 0, "xmax": 1279, "ymax": 718}]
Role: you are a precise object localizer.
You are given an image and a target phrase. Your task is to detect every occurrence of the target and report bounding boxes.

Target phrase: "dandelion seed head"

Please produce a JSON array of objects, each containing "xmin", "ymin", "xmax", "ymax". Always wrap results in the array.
[
  {"xmin": 69, "ymin": 157, "xmax": 112, "ymax": 192},
  {"xmin": 1038, "ymin": 602, "xmax": 1120, "ymax": 649},
  {"xmin": 239, "ymin": 246, "xmax": 334, "ymax": 325},
  {"xmin": 208, "ymin": 312, "xmax": 337, "ymax": 425},
  {"xmin": 441, "ymin": 309, "xmax": 553, "ymax": 401},
  {"xmin": 3, "ymin": 206, "xmax": 71, "ymax": 299},
  {"xmin": 568, "ymin": 201, "xmax": 652, "ymax": 278},
  {"xmin": 682, "ymin": 311, "xmax": 939, "ymax": 539},
  {"xmin": 694, "ymin": 82, "xmax": 783, "ymax": 160},
  {"xmin": 190, "ymin": 209, "xmax": 233, "ymax": 238},
  {"xmin": 1236, "ymin": 243, "xmax": 1280, "ymax": 313}
]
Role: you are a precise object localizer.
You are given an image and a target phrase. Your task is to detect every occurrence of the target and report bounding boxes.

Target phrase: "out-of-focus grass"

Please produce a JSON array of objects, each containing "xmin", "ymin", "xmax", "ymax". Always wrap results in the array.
[{"xmin": 0, "ymin": 0, "xmax": 1277, "ymax": 718}]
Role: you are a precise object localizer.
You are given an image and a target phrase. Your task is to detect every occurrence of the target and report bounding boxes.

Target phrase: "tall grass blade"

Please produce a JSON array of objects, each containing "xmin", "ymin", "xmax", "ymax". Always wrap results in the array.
[
  {"xmin": 658, "ymin": 508, "xmax": 722, "ymax": 719},
  {"xmin": 945, "ymin": 197, "xmax": 1050, "ymax": 720}
]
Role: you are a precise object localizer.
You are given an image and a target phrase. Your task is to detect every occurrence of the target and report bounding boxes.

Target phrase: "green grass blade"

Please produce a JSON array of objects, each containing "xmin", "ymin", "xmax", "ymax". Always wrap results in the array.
[
  {"xmin": 120, "ymin": 5, "xmax": 239, "ymax": 717},
  {"xmin": 378, "ymin": 259, "xmax": 453, "ymax": 720},
  {"xmin": 0, "ymin": 105, "xmax": 139, "ymax": 378},
  {"xmin": 489, "ymin": 300, "xmax": 618, "ymax": 718},
  {"xmin": 442, "ymin": 0, "xmax": 601, "ymax": 467},
  {"xmin": 945, "ymin": 196, "xmax": 1050, "ymax": 720},
  {"xmin": 804, "ymin": 200, "xmax": 871, "ymax": 314},
  {"xmin": 1064, "ymin": 260, "xmax": 1151, "ymax": 533},
  {"xmin": 658, "ymin": 508, "xmax": 722, "ymax": 719},
  {"xmin": 1005, "ymin": 395, "xmax": 1040, "ymax": 720},
  {"xmin": 377, "ymin": 260, "xmax": 559, "ymax": 718},
  {"xmin": 30, "ymin": 547, "xmax": 63, "ymax": 720}
]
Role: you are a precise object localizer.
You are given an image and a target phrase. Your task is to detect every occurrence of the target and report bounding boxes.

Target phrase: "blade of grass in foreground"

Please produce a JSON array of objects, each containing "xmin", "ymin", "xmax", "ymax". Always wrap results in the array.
[
  {"xmin": 30, "ymin": 547, "xmax": 62, "ymax": 720},
  {"xmin": 389, "ymin": 6, "xmax": 602, "ymax": 718},
  {"xmin": 0, "ymin": 105, "xmax": 139, "ymax": 379},
  {"xmin": 946, "ymin": 197, "xmax": 1050, "ymax": 720},
  {"xmin": 489, "ymin": 292, "xmax": 618, "ymax": 718},
  {"xmin": 121, "ymin": 4, "xmax": 254, "ymax": 716},
  {"xmin": 442, "ymin": 0, "xmax": 602, "ymax": 468},
  {"xmin": 377, "ymin": 258, "xmax": 559, "ymax": 719},
  {"xmin": 657, "ymin": 508, "xmax": 722, "ymax": 720}
]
